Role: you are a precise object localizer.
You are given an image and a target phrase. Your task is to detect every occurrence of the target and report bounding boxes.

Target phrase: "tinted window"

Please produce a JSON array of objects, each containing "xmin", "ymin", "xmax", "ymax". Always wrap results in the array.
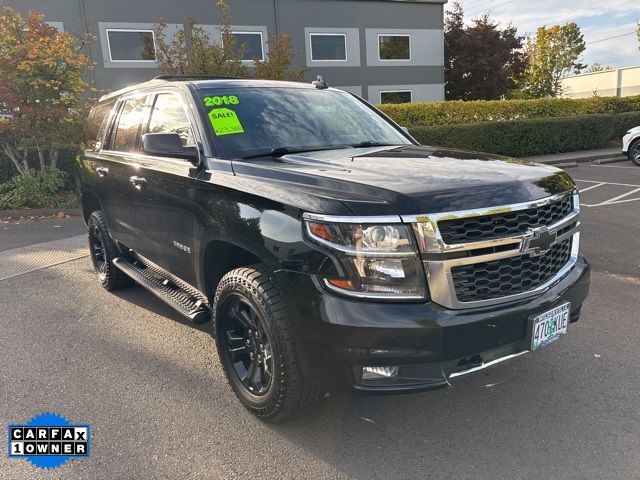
[
  {"xmin": 199, "ymin": 88, "xmax": 410, "ymax": 159},
  {"xmin": 232, "ymin": 32, "xmax": 264, "ymax": 60},
  {"xmin": 379, "ymin": 35, "xmax": 411, "ymax": 60},
  {"xmin": 112, "ymin": 96, "xmax": 148, "ymax": 152},
  {"xmin": 107, "ymin": 30, "xmax": 155, "ymax": 61},
  {"xmin": 147, "ymin": 94, "xmax": 194, "ymax": 147},
  {"xmin": 380, "ymin": 91, "xmax": 412, "ymax": 104},
  {"xmin": 310, "ymin": 34, "xmax": 346, "ymax": 61},
  {"xmin": 84, "ymin": 101, "xmax": 115, "ymax": 150}
]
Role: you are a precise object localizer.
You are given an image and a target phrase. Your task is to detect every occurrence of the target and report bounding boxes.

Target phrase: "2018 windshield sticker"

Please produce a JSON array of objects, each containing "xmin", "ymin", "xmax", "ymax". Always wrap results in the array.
[
  {"xmin": 204, "ymin": 95, "xmax": 240, "ymax": 106},
  {"xmin": 208, "ymin": 108, "xmax": 244, "ymax": 136}
]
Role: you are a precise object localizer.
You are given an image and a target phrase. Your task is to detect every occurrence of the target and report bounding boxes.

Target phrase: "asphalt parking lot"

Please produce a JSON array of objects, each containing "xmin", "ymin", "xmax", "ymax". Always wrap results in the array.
[{"xmin": 1, "ymin": 161, "xmax": 639, "ymax": 479}]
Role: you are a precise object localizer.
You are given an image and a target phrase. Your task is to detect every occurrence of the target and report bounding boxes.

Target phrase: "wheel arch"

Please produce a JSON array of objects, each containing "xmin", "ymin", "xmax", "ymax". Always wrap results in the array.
[
  {"xmin": 81, "ymin": 190, "xmax": 103, "ymax": 224},
  {"xmin": 201, "ymin": 240, "xmax": 272, "ymax": 299}
]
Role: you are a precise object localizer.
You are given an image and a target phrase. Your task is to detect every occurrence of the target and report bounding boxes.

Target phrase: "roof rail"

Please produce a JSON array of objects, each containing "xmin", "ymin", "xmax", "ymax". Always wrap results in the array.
[
  {"xmin": 153, "ymin": 74, "xmax": 243, "ymax": 81},
  {"xmin": 98, "ymin": 74, "xmax": 247, "ymax": 102}
]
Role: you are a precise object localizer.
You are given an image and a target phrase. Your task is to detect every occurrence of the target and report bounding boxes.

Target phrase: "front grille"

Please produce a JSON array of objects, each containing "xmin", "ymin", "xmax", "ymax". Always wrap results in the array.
[
  {"xmin": 438, "ymin": 195, "xmax": 574, "ymax": 244},
  {"xmin": 451, "ymin": 238, "xmax": 573, "ymax": 303}
]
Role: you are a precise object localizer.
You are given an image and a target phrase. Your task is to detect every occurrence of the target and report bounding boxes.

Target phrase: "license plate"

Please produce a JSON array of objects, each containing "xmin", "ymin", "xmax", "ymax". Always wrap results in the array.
[{"xmin": 531, "ymin": 303, "xmax": 570, "ymax": 350}]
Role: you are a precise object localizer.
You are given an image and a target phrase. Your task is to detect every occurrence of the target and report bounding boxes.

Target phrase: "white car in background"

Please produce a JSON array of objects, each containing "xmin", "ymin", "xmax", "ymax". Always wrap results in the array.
[{"xmin": 623, "ymin": 126, "xmax": 640, "ymax": 166}]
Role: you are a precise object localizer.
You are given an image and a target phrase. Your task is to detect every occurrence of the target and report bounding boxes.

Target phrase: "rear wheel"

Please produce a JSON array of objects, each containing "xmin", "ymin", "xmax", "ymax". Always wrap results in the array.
[
  {"xmin": 629, "ymin": 139, "xmax": 640, "ymax": 166},
  {"xmin": 213, "ymin": 265, "xmax": 319, "ymax": 423},
  {"xmin": 87, "ymin": 211, "xmax": 132, "ymax": 291}
]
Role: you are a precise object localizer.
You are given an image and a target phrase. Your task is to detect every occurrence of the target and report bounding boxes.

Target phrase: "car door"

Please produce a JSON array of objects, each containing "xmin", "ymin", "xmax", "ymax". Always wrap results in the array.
[
  {"xmin": 94, "ymin": 94, "xmax": 151, "ymax": 248},
  {"xmin": 81, "ymin": 99, "xmax": 119, "ymax": 230},
  {"xmin": 122, "ymin": 90, "xmax": 199, "ymax": 285}
]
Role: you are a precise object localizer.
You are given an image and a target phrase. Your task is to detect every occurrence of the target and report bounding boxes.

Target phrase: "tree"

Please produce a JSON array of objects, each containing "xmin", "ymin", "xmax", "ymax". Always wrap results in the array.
[
  {"xmin": 444, "ymin": 2, "xmax": 526, "ymax": 100},
  {"xmin": 154, "ymin": 1, "xmax": 248, "ymax": 78},
  {"xmin": 518, "ymin": 23, "xmax": 586, "ymax": 98},
  {"xmin": 586, "ymin": 63, "xmax": 613, "ymax": 73},
  {"xmin": 0, "ymin": 6, "xmax": 92, "ymax": 176},
  {"xmin": 154, "ymin": 0, "xmax": 307, "ymax": 81},
  {"xmin": 252, "ymin": 34, "xmax": 307, "ymax": 81}
]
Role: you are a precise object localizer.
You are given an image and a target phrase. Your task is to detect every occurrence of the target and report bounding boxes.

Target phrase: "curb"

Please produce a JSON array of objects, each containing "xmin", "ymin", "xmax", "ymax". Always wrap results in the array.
[
  {"xmin": 0, "ymin": 208, "xmax": 82, "ymax": 219},
  {"xmin": 532, "ymin": 154, "xmax": 628, "ymax": 167}
]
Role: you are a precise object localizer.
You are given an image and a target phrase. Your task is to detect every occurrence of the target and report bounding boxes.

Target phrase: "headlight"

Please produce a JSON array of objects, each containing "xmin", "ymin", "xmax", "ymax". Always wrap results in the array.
[{"xmin": 303, "ymin": 217, "xmax": 426, "ymax": 300}]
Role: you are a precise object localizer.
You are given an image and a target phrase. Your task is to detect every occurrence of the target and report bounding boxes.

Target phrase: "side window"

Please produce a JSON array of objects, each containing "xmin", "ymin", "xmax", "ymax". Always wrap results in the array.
[
  {"xmin": 112, "ymin": 96, "xmax": 148, "ymax": 152},
  {"xmin": 147, "ymin": 94, "xmax": 194, "ymax": 147},
  {"xmin": 84, "ymin": 100, "xmax": 115, "ymax": 151}
]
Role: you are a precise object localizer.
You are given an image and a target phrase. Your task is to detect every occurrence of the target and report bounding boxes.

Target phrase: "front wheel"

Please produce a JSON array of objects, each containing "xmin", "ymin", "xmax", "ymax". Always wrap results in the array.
[
  {"xmin": 629, "ymin": 139, "xmax": 640, "ymax": 166},
  {"xmin": 213, "ymin": 266, "xmax": 319, "ymax": 423}
]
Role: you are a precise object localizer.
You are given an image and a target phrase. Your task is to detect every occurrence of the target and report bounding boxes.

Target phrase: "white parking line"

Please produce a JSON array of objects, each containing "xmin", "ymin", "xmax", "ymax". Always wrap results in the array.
[
  {"xmin": 573, "ymin": 179, "xmax": 640, "ymax": 207},
  {"xmin": 574, "ymin": 179, "xmax": 640, "ymax": 188},
  {"xmin": 589, "ymin": 164, "xmax": 639, "ymax": 169},
  {"xmin": 577, "ymin": 182, "xmax": 605, "ymax": 193},
  {"xmin": 599, "ymin": 187, "xmax": 640, "ymax": 205}
]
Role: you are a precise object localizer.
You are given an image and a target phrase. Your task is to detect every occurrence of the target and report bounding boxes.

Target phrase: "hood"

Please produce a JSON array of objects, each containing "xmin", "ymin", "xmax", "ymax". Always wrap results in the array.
[{"xmin": 229, "ymin": 145, "xmax": 575, "ymax": 216}]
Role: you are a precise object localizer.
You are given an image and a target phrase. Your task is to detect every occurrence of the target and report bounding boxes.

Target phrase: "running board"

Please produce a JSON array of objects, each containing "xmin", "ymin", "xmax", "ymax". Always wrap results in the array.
[{"xmin": 113, "ymin": 257, "xmax": 211, "ymax": 324}]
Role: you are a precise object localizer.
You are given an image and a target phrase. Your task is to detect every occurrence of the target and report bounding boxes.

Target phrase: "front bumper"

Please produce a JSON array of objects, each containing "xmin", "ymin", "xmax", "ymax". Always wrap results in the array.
[
  {"xmin": 276, "ymin": 255, "xmax": 590, "ymax": 393},
  {"xmin": 623, "ymin": 132, "xmax": 636, "ymax": 154}
]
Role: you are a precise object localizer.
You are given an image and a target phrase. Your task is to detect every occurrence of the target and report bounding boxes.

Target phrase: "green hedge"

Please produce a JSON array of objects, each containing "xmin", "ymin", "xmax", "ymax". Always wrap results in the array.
[
  {"xmin": 613, "ymin": 111, "xmax": 640, "ymax": 138},
  {"xmin": 380, "ymin": 96, "xmax": 640, "ymax": 128},
  {"xmin": 408, "ymin": 114, "xmax": 620, "ymax": 157}
]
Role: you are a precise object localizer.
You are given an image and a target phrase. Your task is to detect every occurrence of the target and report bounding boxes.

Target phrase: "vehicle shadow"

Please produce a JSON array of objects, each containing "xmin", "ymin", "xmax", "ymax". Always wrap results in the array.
[
  {"xmin": 101, "ymin": 270, "xmax": 619, "ymax": 479},
  {"xmin": 110, "ymin": 283, "xmax": 211, "ymax": 334},
  {"xmin": 6, "ymin": 261, "xmax": 634, "ymax": 479},
  {"xmin": 268, "ymin": 361, "xmax": 592, "ymax": 479}
]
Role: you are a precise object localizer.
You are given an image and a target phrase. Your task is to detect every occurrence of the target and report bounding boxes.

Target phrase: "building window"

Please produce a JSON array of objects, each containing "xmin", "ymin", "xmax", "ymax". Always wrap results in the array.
[
  {"xmin": 378, "ymin": 34, "xmax": 411, "ymax": 61},
  {"xmin": 106, "ymin": 29, "xmax": 156, "ymax": 62},
  {"xmin": 231, "ymin": 31, "xmax": 264, "ymax": 61},
  {"xmin": 46, "ymin": 21, "xmax": 64, "ymax": 31},
  {"xmin": 380, "ymin": 91, "xmax": 412, "ymax": 104},
  {"xmin": 310, "ymin": 34, "xmax": 347, "ymax": 61}
]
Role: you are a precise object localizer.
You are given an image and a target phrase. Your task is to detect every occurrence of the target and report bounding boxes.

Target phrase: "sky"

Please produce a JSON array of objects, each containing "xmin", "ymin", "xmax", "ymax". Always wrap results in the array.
[{"xmin": 452, "ymin": 0, "xmax": 640, "ymax": 69}]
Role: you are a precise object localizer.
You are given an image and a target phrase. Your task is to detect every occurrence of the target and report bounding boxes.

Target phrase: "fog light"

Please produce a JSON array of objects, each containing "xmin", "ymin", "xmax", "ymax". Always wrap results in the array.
[{"xmin": 362, "ymin": 366, "xmax": 400, "ymax": 380}]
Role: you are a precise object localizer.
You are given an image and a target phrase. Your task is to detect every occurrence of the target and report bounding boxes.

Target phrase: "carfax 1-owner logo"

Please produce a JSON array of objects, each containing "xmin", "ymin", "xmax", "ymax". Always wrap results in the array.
[{"xmin": 8, "ymin": 412, "xmax": 91, "ymax": 470}]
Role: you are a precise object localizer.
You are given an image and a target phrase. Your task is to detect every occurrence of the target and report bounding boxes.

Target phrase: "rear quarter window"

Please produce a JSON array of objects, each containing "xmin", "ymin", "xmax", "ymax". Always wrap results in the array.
[{"xmin": 84, "ymin": 100, "xmax": 116, "ymax": 151}]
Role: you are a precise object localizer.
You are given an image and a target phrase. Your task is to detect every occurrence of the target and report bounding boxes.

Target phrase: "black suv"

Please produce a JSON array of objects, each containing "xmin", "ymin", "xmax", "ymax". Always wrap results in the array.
[{"xmin": 78, "ymin": 76, "xmax": 590, "ymax": 422}]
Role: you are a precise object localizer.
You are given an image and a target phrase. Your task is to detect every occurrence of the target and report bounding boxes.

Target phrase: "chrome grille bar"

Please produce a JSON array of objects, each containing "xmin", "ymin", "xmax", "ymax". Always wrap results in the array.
[{"xmin": 403, "ymin": 191, "xmax": 580, "ymax": 309}]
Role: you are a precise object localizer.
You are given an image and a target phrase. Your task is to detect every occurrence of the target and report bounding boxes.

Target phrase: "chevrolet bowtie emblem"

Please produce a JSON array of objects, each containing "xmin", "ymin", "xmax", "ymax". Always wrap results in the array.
[{"xmin": 521, "ymin": 227, "xmax": 557, "ymax": 256}]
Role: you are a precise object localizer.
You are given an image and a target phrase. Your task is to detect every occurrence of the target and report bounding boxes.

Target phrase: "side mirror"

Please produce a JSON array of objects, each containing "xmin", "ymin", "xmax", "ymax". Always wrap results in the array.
[{"xmin": 142, "ymin": 133, "xmax": 199, "ymax": 163}]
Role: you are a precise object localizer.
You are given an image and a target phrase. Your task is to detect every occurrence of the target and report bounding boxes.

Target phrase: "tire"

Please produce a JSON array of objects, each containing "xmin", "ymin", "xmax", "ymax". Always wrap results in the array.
[
  {"xmin": 87, "ymin": 211, "xmax": 132, "ymax": 291},
  {"xmin": 213, "ymin": 265, "xmax": 319, "ymax": 423},
  {"xmin": 629, "ymin": 139, "xmax": 640, "ymax": 166}
]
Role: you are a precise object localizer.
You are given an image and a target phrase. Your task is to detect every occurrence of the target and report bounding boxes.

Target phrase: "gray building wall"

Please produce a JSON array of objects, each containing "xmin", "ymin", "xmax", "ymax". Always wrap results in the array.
[{"xmin": 6, "ymin": 0, "xmax": 445, "ymax": 103}]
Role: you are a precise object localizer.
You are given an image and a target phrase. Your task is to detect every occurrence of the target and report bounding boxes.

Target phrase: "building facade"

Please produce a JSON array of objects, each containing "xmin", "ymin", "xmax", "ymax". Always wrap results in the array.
[
  {"xmin": 561, "ymin": 66, "xmax": 640, "ymax": 99},
  {"xmin": 6, "ymin": 0, "xmax": 446, "ymax": 103}
]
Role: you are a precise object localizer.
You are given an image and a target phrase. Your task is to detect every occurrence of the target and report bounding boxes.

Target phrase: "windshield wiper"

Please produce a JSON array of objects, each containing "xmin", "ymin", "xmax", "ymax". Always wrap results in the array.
[
  {"xmin": 349, "ymin": 141, "xmax": 404, "ymax": 148},
  {"xmin": 240, "ymin": 145, "xmax": 348, "ymax": 160}
]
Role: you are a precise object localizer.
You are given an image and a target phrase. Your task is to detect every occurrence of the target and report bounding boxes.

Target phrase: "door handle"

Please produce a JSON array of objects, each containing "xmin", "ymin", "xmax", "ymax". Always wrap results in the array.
[
  {"xmin": 129, "ymin": 176, "xmax": 147, "ymax": 190},
  {"xmin": 95, "ymin": 167, "xmax": 109, "ymax": 177}
]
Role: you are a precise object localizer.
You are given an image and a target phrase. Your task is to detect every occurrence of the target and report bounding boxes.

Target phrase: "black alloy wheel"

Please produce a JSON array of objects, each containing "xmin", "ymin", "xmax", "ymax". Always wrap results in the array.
[
  {"xmin": 86, "ymin": 210, "xmax": 132, "ymax": 290},
  {"xmin": 213, "ymin": 266, "xmax": 320, "ymax": 422},
  {"xmin": 219, "ymin": 296, "xmax": 273, "ymax": 396},
  {"xmin": 88, "ymin": 223, "xmax": 107, "ymax": 275}
]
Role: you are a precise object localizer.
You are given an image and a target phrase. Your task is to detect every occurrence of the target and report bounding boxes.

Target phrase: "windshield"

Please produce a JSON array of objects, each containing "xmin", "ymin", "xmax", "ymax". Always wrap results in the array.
[{"xmin": 198, "ymin": 87, "xmax": 411, "ymax": 159}]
